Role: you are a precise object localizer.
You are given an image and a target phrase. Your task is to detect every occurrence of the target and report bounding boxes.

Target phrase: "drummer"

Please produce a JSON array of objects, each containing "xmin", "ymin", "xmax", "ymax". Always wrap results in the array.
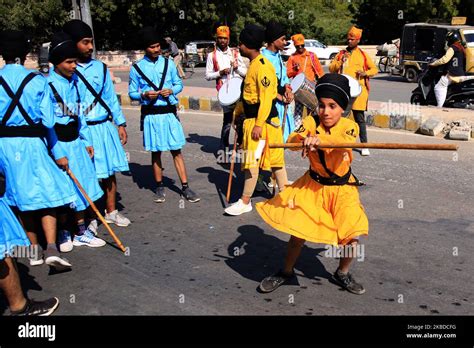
[
  {"xmin": 329, "ymin": 26, "xmax": 378, "ymax": 156},
  {"xmin": 286, "ymin": 33, "xmax": 324, "ymax": 128},
  {"xmin": 205, "ymin": 25, "xmax": 247, "ymax": 160},
  {"xmin": 262, "ymin": 21, "xmax": 295, "ymax": 142}
]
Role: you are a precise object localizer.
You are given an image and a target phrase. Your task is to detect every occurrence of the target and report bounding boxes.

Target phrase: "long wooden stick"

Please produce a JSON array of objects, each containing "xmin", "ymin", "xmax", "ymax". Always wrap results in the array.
[
  {"xmin": 226, "ymin": 123, "xmax": 239, "ymax": 203},
  {"xmin": 66, "ymin": 168, "xmax": 126, "ymax": 253},
  {"xmin": 281, "ymin": 104, "xmax": 288, "ymax": 136},
  {"xmin": 270, "ymin": 142, "xmax": 459, "ymax": 151}
]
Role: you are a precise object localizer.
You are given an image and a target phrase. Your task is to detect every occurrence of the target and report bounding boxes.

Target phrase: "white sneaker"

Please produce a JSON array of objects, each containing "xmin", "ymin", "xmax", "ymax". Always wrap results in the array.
[
  {"xmin": 87, "ymin": 219, "xmax": 98, "ymax": 236},
  {"xmin": 45, "ymin": 250, "xmax": 72, "ymax": 271},
  {"xmin": 104, "ymin": 210, "xmax": 130, "ymax": 227},
  {"xmin": 361, "ymin": 149, "xmax": 371, "ymax": 156},
  {"xmin": 29, "ymin": 247, "xmax": 44, "ymax": 266},
  {"xmin": 224, "ymin": 199, "xmax": 253, "ymax": 216},
  {"xmin": 58, "ymin": 230, "xmax": 73, "ymax": 253},
  {"xmin": 73, "ymin": 230, "xmax": 106, "ymax": 248}
]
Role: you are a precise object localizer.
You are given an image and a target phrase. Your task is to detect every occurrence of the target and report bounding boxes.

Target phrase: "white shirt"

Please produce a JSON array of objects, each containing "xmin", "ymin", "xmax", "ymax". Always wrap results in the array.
[{"xmin": 205, "ymin": 46, "xmax": 247, "ymax": 85}]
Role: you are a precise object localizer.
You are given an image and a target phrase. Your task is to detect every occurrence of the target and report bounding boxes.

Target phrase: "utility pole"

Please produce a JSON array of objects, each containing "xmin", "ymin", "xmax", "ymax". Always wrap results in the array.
[{"xmin": 70, "ymin": 0, "xmax": 96, "ymax": 57}]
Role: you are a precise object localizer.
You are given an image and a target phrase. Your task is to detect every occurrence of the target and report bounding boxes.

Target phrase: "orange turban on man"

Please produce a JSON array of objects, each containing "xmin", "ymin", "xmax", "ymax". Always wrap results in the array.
[
  {"xmin": 216, "ymin": 26, "xmax": 230, "ymax": 38},
  {"xmin": 291, "ymin": 33, "xmax": 305, "ymax": 46},
  {"xmin": 347, "ymin": 26, "xmax": 363, "ymax": 40}
]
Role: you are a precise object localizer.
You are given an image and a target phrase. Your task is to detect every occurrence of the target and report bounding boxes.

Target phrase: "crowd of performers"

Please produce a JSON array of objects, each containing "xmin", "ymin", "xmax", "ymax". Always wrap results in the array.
[{"xmin": 0, "ymin": 20, "xmax": 377, "ymax": 315}]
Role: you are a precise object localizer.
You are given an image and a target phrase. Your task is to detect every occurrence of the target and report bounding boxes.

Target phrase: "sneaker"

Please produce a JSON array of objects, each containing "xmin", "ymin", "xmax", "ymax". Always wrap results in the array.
[
  {"xmin": 361, "ymin": 149, "xmax": 370, "ymax": 156},
  {"xmin": 87, "ymin": 219, "xmax": 98, "ymax": 236},
  {"xmin": 333, "ymin": 269, "xmax": 366, "ymax": 295},
  {"xmin": 11, "ymin": 297, "xmax": 59, "ymax": 316},
  {"xmin": 28, "ymin": 247, "xmax": 44, "ymax": 266},
  {"xmin": 224, "ymin": 199, "xmax": 252, "ymax": 216},
  {"xmin": 259, "ymin": 270, "xmax": 295, "ymax": 293},
  {"xmin": 154, "ymin": 186, "xmax": 166, "ymax": 203},
  {"xmin": 104, "ymin": 210, "xmax": 131, "ymax": 227},
  {"xmin": 182, "ymin": 187, "xmax": 200, "ymax": 203},
  {"xmin": 73, "ymin": 230, "xmax": 106, "ymax": 248},
  {"xmin": 44, "ymin": 248, "xmax": 72, "ymax": 271},
  {"xmin": 58, "ymin": 230, "xmax": 73, "ymax": 253}
]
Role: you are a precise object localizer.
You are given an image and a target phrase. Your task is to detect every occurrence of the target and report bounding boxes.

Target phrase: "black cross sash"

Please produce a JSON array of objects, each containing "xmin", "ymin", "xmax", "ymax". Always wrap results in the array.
[
  {"xmin": 0, "ymin": 72, "xmax": 38, "ymax": 126},
  {"xmin": 132, "ymin": 58, "xmax": 171, "ymax": 106},
  {"xmin": 75, "ymin": 62, "xmax": 113, "ymax": 117}
]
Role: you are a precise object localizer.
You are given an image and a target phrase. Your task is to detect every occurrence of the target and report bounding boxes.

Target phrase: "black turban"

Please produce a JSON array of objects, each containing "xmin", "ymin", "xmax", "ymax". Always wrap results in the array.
[
  {"xmin": 265, "ymin": 20, "xmax": 286, "ymax": 44},
  {"xmin": 49, "ymin": 31, "xmax": 78, "ymax": 65},
  {"xmin": 314, "ymin": 73, "xmax": 351, "ymax": 110},
  {"xmin": 0, "ymin": 30, "xmax": 30, "ymax": 62},
  {"xmin": 139, "ymin": 27, "xmax": 160, "ymax": 49},
  {"xmin": 239, "ymin": 24, "xmax": 265, "ymax": 50},
  {"xmin": 63, "ymin": 20, "xmax": 93, "ymax": 42}
]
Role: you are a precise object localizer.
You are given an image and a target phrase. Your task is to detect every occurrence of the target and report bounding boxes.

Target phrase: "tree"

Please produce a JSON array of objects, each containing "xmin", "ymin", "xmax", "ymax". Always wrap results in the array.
[{"xmin": 0, "ymin": 0, "xmax": 70, "ymax": 48}]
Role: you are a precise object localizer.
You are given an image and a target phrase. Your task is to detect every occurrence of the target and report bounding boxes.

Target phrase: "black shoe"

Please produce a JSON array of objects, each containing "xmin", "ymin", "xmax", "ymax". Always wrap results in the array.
[
  {"xmin": 259, "ymin": 270, "xmax": 295, "ymax": 293},
  {"xmin": 333, "ymin": 269, "xmax": 366, "ymax": 295},
  {"xmin": 182, "ymin": 187, "xmax": 200, "ymax": 203},
  {"xmin": 154, "ymin": 186, "xmax": 166, "ymax": 203},
  {"xmin": 11, "ymin": 297, "xmax": 59, "ymax": 316}
]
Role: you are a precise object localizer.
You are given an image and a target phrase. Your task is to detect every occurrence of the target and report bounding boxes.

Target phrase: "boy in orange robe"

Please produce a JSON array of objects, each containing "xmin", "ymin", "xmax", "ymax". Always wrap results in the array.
[{"xmin": 257, "ymin": 73, "xmax": 369, "ymax": 295}]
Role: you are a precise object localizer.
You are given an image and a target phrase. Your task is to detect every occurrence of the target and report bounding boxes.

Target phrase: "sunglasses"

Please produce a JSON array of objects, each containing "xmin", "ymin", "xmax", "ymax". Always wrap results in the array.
[{"xmin": 295, "ymin": 45, "xmax": 305, "ymax": 49}]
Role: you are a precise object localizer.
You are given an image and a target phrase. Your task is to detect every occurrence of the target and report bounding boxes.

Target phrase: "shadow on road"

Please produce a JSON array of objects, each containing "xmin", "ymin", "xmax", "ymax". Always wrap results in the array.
[
  {"xmin": 215, "ymin": 224, "xmax": 331, "ymax": 284},
  {"xmin": 186, "ymin": 133, "xmax": 220, "ymax": 155},
  {"xmin": 128, "ymin": 162, "xmax": 182, "ymax": 196},
  {"xmin": 0, "ymin": 262, "xmax": 43, "ymax": 316}
]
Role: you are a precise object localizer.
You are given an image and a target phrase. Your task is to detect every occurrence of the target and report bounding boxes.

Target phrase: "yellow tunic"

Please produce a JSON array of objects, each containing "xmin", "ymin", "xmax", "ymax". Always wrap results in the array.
[
  {"xmin": 239, "ymin": 54, "xmax": 284, "ymax": 170},
  {"xmin": 329, "ymin": 47, "xmax": 378, "ymax": 111},
  {"xmin": 256, "ymin": 115, "xmax": 369, "ymax": 246}
]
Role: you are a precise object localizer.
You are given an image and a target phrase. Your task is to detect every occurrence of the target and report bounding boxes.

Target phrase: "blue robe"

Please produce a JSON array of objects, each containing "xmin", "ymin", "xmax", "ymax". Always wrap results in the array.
[
  {"xmin": 0, "ymin": 198, "xmax": 30, "ymax": 260},
  {"xmin": 47, "ymin": 70, "xmax": 103, "ymax": 211},
  {"xmin": 129, "ymin": 55, "xmax": 185, "ymax": 152},
  {"xmin": 0, "ymin": 64, "xmax": 76, "ymax": 211},
  {"xmin": 76, "ymin": 59, "xmax": 129, "ymax": 179},
  {"xmin": 261, "ymin": 48, "xmax": 295, "ymax": 142}
]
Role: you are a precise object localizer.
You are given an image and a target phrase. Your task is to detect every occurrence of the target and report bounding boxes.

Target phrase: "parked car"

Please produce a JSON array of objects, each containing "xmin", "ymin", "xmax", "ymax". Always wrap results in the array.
[
  {"xmin": 281, "ymin": 39, "xmax": 340, "ymax": 61},
  {"xmin": 183, "ymin": 40, "xmax": 215, "ymax": 71}
]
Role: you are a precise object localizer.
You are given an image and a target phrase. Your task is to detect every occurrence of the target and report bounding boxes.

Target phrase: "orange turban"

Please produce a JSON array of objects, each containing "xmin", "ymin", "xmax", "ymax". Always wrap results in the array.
[
  {"xmin": 291, "ymin": 33, "xmax": 305, "ymax": 46},
  {"xmin": 216, "ymin": 26, "xmax": 230, "ymax": 38},
  {"xmin": 348, "ymin": 26, "xmax": 362, "ymax": 40}
]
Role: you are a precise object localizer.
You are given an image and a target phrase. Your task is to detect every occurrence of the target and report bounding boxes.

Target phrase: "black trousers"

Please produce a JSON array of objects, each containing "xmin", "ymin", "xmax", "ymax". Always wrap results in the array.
[
  {"xmin": 353, "ymin": 110, "xmax": 368, "ymax": 143},
  {"xmin": 220, "ymin": 110, "xmax": 233, "ymax": 149}
]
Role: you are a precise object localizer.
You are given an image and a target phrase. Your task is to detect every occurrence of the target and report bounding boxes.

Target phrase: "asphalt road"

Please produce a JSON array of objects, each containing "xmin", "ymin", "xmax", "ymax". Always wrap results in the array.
[
  {"xmin": 115, "ymin": 66, "xmax": 414, "ymax": 103},
  {"xmin": 4, "ymin": 107, "xmax": 472, "ymax": 315}
]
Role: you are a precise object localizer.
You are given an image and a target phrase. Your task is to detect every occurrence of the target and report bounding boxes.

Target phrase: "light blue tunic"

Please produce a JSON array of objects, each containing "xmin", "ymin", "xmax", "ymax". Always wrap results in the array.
[
  {"xmin": 0, "ymin": 64, "xmax": 76, "ymax": 211},
  {"xmin": 261, "ymin": 48, "xmax": 295, "ymax": 142},
  {"xmin": 76, "ymin": 59, "xmax": 129, "ymax": 179},
  {"xmin": 47, "ymin": 70, "xmax": 103, "ymax": 211},
  {"xmin": 0, "ymin": 197, "xmax": 30, "ymax": 260},
  {"xmin": 129, "ymin": 55, "xmax": 185, "ymax": 152}
]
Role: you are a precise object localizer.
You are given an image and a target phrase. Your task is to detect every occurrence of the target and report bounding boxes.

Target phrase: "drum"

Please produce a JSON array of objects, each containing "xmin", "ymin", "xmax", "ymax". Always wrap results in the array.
[
  {"xmin": 218, "ymin": 77, "xmax": 243, "ymax": 107},
  {"xmin": 290, "ymin": 73, "xmax": 318, "ymax": 111},
  {"xmin": 342, "ymin": 74, "xmax": 362, "ymax": 116}
]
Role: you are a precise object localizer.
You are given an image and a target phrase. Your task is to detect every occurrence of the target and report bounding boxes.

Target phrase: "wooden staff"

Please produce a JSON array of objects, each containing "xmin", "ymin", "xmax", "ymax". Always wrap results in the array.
[
  {"xmin": 66, "ymin": 168, "xmax": 126, "ymax": 253},
  {"xmin": 270, "ymin": 142, "xmax": 459, "ymax": 151},
  {"xmin": 226, "ymin": 120, "xmax": 239, "ymax": 203},
  {"xmin": 281, "ymin": 104, "xmax": 288, "ymax": 136}
]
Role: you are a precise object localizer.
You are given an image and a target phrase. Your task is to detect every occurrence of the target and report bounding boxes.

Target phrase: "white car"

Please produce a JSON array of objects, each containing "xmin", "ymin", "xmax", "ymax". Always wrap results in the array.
[{"xmin": 281, "ymin": 39, "xmax": 340, "ymax": 61}]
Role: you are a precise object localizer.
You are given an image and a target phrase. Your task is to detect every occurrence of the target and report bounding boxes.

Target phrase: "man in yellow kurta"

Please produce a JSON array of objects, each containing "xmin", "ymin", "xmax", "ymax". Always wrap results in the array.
[
  {"xmin": 329, "ymin": 26, "xmax": 377, "ymax": 156},
  {"xmin": 225, "ymin": 24, "xmax": 288, "ymax": 216}
]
